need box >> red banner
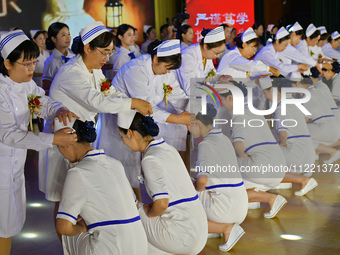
[186,0,255,43]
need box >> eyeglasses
[15,60,39,68]
[96,48,113,58]
[210,49,224,57]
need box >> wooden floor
[11,151,340,255]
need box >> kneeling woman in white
[293,75,340,163]
[56,119,147,255]
[190,104,248,252]
[322,62,340,105]
[261,78,318,194]
[219,82,287,218]
[118,111,208,255]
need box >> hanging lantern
[105,0,123,28]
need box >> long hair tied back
[73,120,97,143]
[196,103,217,125]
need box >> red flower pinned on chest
[318,53,323,59]
[163,83,173,109]
[100,78,112,95]
[27,94,45,131]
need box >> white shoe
[218,224,245,252]
[263,195,287,219]
[294,178,318,196]
[324,150,340,164]
[248,202,260,209]
[208,233,223,238]
[273,183,292,189]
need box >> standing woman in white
[0,31,77,255]
[295,24,321,59]
[190,104,248,252]
[42,22,75,95]
[309,26,331,63]
[322,31,340,61]
[113,24,137,76]
[177,26,226,95]
[219,82,287,218]
[255,27,309,77]
[217,27,279,110]
[39,21,152,229]
[118,111,208,255]
[141,25,157,54]
[31,30,50,88]
[179,24,194,50]
[56,119,148,255]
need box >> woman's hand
[76,217,87,233]
[166,111,190,125]
[297,64,309,72]
[55,107,79,126]
[218,75,233,81]
[52,128,78,146]
[131,98,153,116]
[269,66,280,77]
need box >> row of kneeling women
[1,20,340,255]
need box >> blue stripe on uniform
[84,152,105,158]
[287,135,311,139]
[312,115,334,123]
[152,192,169,198]
[168,194,199,207]
[57,212,77,221]
[208,132,222,135]
[206,181,244,190]
[245,142,278,153]
[331,108,339,110]
[233,137,245,140]
[147,141,165,149]
[87,216,141,230]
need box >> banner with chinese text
[186,0,255,43]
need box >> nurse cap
[30,30,40,39]
[275,27,289,40]
[241,28,258,43]
[156,39,181,57]
[287,72,302,82]
[53,117,77,133]
[259,76,272,90]
[204,26,225,43]
[288,22,303,33]
[0,30,29,59]
[318,26,327,35]
[267,24,275,32]
[306,24,317,38]
[117,110,138,129]
[144,25,152,33]
[331,31,340,40]
[81,21,108,45]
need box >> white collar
[204,128,222,138]
[144,138,165,153]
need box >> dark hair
[273,34,290,44]
[119,113,159,137]
[178,24,192,42]
[219,80,248,98]
[320,32,329,41]
[235,33,260,49]
[116,24,134,46]
[271,77,292,92]
[300,75,314,86]
[148,40,182,70]
[72,32,114,55]
[196,103,217,125]
[73,120,97,143]
[143,26,155,40]
[199,28,226,49]
[310,66,321,78]
[46,22,69,50]
[160,24,169,35]
[0,40,39,76]
[33,31,45,40]
[252,22,263,31]
[308,29,320,40]
[328,35,340,43]
[325,62,340,73]
[220,24,229,30]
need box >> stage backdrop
[186,0,255,43]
